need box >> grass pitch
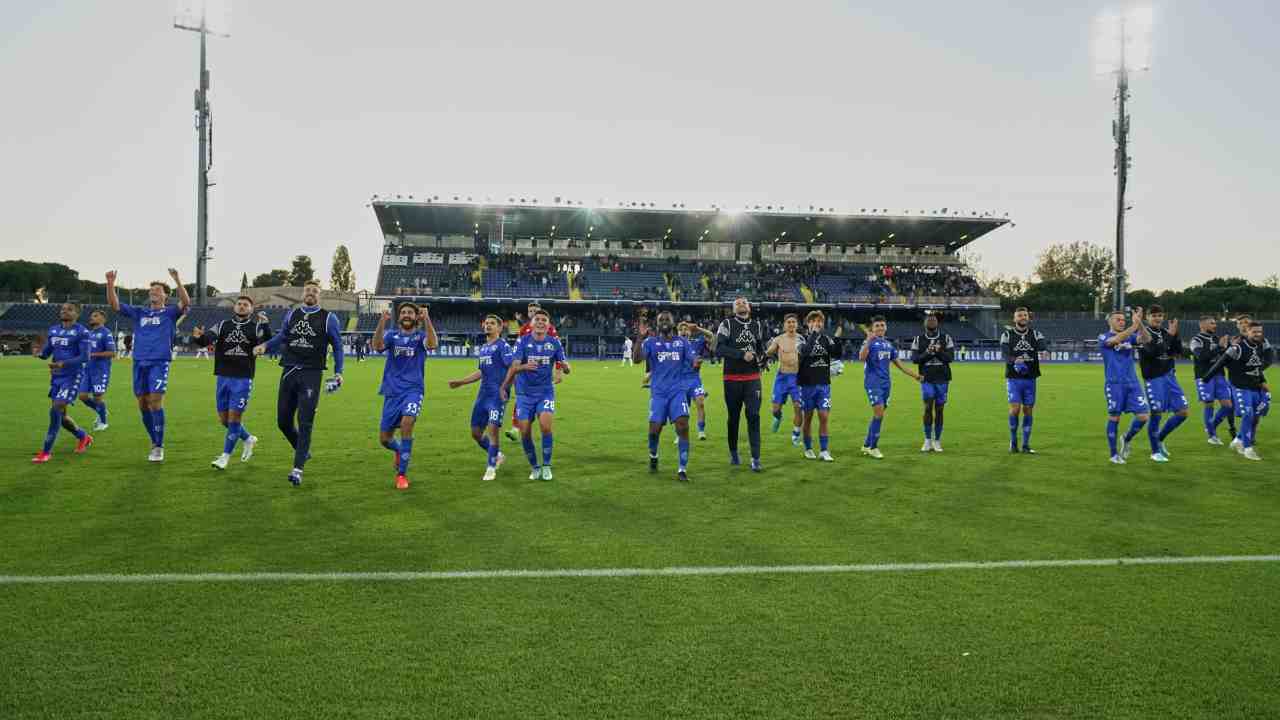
[1,357,1277,718]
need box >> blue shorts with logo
[772,372,801,405]
[79,366,111,395]
[1235,387,1265,420]
[1195,375,1233,403]
[1006,378,1037,406]
[1144,373,1189,413]
[1105,382,1148,415]
[50,370,84,405]
[801,384,831,412]
[470,392,505,428]
[132,361,171,396]
[685,377,707,402]
[215,377,254,413]
[921,382,949,405]
[865,381,891,408]
[649,390,690,424]
[380,391,423,432]
[515,389,555,421]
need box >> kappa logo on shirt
[736,330,755,344]
[224,327,251,346]
[291,320,317,337]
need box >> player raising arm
[371,303,438,490]
[1100,307,1152,464]
[1204,320,1273,460]
[1189,316,1236,444]
[500,309,569,481]
[448,314,513,481]
[192,298,273,470]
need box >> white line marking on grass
[1,555,1277,585]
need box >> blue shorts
[686,379,707,402]
[515,390,555,421]
[921,382,949,405]
[1195,376,1233,403]
[649,390,690,424]
[470,393,505,428]
[772,372,802,405]
[380,391,423,432]
[1144,373,1189,413]
[215,376,254,413]
[1234,388,1265,420]
[1260,390,1272,418]
[801,384,832,412]
[865,382,891,408]
[1006,378,1037,406]
[132,361,171,396]
[50,371,84,405]
[1105,382,1148,415]
[79,367,111,395]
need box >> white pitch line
[1,555,1277,585]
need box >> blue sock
[96,399,107,423]
[541,433,553,466]
[803,434,812,450]
[238,424,252,441]
[153,409,166,448]
[43,408,62,453]
[648,432,659,457]
[1124,417,1146,442]
[869,417,883,449]
[1009,414,1019,447]
[1021,415,1033,447]
[697,419,705,433]
[1147,413,1163,452]
[1226,410,1237,437]
[1107,419,1119,456]
[819,434,829,452]
[477,435,491,453]
[141,409,156,445]
[1158,414,1187,442]
[224,422,241,455]
[791,425,801,439]
[1203,406,1216,435]
[1211,406,1232,433]
[398,438,413,474]
[381,438,402,453]
[935,420,943,441]
[677,436,689,469]
[923,423,933,441]
[487,439,501,468]
[522,434,538,468]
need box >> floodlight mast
[1112,20,1130,312]
[174,10,227,306]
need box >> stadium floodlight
[1096,6,1153,311]
[174,0,230,306]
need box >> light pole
[1096,8,1152,311]
[175,4,229,306]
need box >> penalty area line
[1,555,1278,585]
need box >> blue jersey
[378,329,428,396]
[477,338,515,395]
[644,335,695,395]
[686,337,707,379]
[513,334,566,395]
[85,326,115,374]
[863,336,897,385]
[1099,331,1140,385]
[119,304,185,361]
[41,323,91,378]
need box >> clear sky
[2,1,1277,294]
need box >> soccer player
[677,320,716,442]
[859,315,922,459]
[501,309,570,480]
[636,311,697,481]
[106,268,191,462]
[370,303,438,490]
[910,313,956,452]
[1204,321,1273,460]
[253,280,345,487]
[448,314,512,481]
[1137,305,1189,461]
[798,310,839,461]
[77,309,115,431]
[715,297,769,471]
[505,303,561,442]
[1189,316,1236,444]
[622,336,634,366]
[1001,306,1048,454]
[1230,315,1271,449]
[31,302,94,462]
[190,297,272,470]
[1100,308,1152,464]
[767,314,805,446]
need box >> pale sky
[2,1,1277,294]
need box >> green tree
[252,269,291,287]
[240,272,250,290]
[330,245,355,292]
[289,255,315,286]
[1033,242,1117,306]
[1263,274,1280,290]
[1016,279,1096,313]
